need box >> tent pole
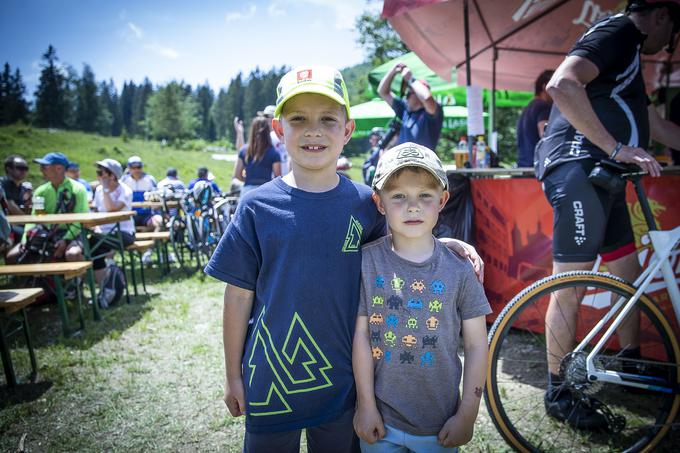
[489,47,497,151]
[464,0,474,166]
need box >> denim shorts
[359,424,458,453]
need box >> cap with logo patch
[372,142,448,191]
[274,65,351,119]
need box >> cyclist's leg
[542,160,606,376]
[600,193,641,351]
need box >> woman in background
[232,116,281,197]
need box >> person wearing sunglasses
[69,159,134,301]
[1,155,30,215]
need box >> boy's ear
[343,119,356,145]
[438,190,450,212]
[272,118,284,141]
[371,192,386,215]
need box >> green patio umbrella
[350,97,483,138]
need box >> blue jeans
[360,424,458,453]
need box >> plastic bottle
[476,135,487,168]
[457,136,467,150]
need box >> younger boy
[205,66,482,453]
[353,143,491,452]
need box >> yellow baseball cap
[274,65,351,119]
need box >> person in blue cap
[66,162,93,197]
[23,152,89,261]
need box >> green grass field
[0,124,369,189]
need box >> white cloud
[225,4,257,22]
[267,2,285,17]
[127,22,143,39]
[144,43,179,59]
[290,0,377,30]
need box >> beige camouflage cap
[372,142,448,191]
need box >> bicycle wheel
[485,271,680,452]
[168,215,194,272]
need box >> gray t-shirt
[358,235,491,435]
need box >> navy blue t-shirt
[205,176,385,433]
[392,98,444,151]
[516,98,551,167]
[238,146,282,186]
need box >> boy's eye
[420,193,433,199]
[391,193,405,200]
[322,116,338,123]
[289,115,305,122]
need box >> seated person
[158,167,186,192]
[6,152,89,264]
[188,167,221,195]
[66,162,93,197]
[120,155,162,233]
[71,159,135,302]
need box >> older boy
[205,66,482,453]
[353,143,490,452]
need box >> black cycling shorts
[542,159,635,263]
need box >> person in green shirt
[22,152,89,262]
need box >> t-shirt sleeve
[457,263,492,320]
[204,202,260,290]
[270,147,282,163]
[569,19,638,74]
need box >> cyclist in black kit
[535,0,680,430]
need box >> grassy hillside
[0,124,238,191]
[0,124,373,186]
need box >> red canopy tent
[382,0,680,93]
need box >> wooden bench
[135,232,172,274]
[126,240,156,296]
[0,288,43,387]
[0,262,93,337]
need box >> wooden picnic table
[0,288,45,386]
[6,211,135,320]
[0,262,92,337]
[7,211,135,227]
[131,200,179,209]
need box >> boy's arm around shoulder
[223,284,254,417]
[438,315,488,448]
[352,314,386,444]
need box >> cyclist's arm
[272,162,281,177]
[548,55,661,176]
[648,104,680,150]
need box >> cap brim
[373,161,448,191]
[275,84,349,118]
[33,158,50,165]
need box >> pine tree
[194,83,215,140]
[212,73,244,141]
[131,78,153,137]
[62,65,79,129]
[242,68,263,124]
[120,81,136,134]
[0,63,29,125]
[75,64,100,132]
[34,45,68,128]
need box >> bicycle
[484,161,679,452]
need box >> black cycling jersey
[535,14,649,180]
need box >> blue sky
[1,0,380,98]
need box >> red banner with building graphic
[471,175,680,341]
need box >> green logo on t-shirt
[247,309,334,417]
[342,215,363,252]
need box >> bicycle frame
[576,225,680,392]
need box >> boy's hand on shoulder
[224,376,246,417]
[353,404,385,444]
[438,411,475,448]
[440,238,485,284]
